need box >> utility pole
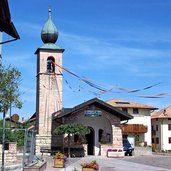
[0,32,5,171]
[0,32,2,64]
[1,110,5,171]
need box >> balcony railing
[121,124,148,133]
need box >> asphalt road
[119,154,171,170]
[44,154,171,171]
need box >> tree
[54,123,90,157]
[0,63,22,113]
[0,63,22,170]
[0,120,15,143]
[0,119,32,147]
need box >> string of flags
[52,61,171,99]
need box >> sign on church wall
[84,110,102,117]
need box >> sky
[1,0,171,120]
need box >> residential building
[151,106,171,151]
[106,98,157,147]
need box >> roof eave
[55,98,133,121]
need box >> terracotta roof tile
[106,98,157,110]
[151,105,171,119]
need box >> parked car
[123,138,134,156]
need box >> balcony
[121,124,148,134]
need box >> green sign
[84,110,102,117]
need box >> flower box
[107,148,124,158]
[82,168,94,171]
[53,152,67,168]
[54,159,65,168]
[81,160,99,171]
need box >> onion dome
[41,8,58,44]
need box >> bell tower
[35,8,64,154]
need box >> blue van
[123,138,134,156]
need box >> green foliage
[54,123,90,136]
[54,123,90,157]
[0,120,15,142]
[0,63,22,113]
[0,119,31,147]
[15,123,30,147]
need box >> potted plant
[53,152,67,168]
[81,160,99,171]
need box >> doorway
[85,127,94,155]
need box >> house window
[156,118,158,121]
[122,108,128,113]
[133,108,139,114]
[152,138,155,143]
[151,125,154,131]
[156,125,158,131]
[168,118,171,120]
[47,56,55,73]
[156,137,159,144]
[168,124,171,130]
[169,137,171,144]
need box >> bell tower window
[47,56,55,73]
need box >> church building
[34,9,133,157]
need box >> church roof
[54,98,133,121]
[151,105,171,119]
[106,98,157,110]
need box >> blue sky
[2,0,171,120]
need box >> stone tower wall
[36,49,63,154]
[36,50,62,136]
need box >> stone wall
[0,142,17,164]
[36,135,52,156]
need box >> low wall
[134,146,152,156]
[0,142,17,164]
[100,144,124,157]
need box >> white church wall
[66,111,112,156]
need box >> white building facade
[106,98,157,147]
[151,106,171,151]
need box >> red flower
[81,160,99,170]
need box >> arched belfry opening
[47,56,55,73]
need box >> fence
[0,128,36,170]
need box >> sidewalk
[44,156,171,171]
